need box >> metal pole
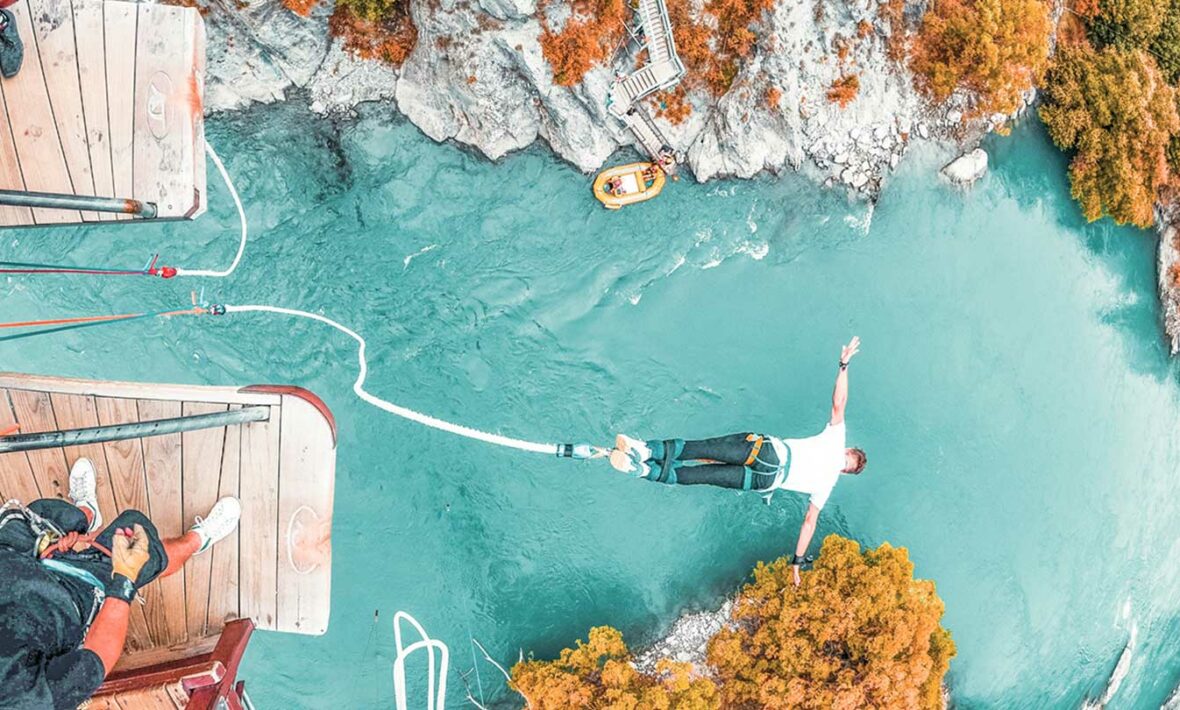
[0,189,158,219]
[0,406,270,454]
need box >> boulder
[940,148,988,186]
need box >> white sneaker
[190,497,241,554]
[609,449,651,477]
[68,458,102,533]
[615,434,651,462]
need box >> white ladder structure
[607,0,685,169]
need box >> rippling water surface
[4,104,1180,708]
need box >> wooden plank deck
[0,373,336,672]
[0,0,205,227]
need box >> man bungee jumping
[0,458,241,709]
[607,336,866,586]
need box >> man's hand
[792,565,802,587]
[111,524,150,582]
[840,336,861,365]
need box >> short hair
[846,448,867,474]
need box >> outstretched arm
[829,336,860,426]
[791,503,821,586]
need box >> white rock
[946,109,962,124]
[834,151,849,164]
[917,123,930,139]
[940,148,988,186]
[479,0,535,20]
[851,171,869,188]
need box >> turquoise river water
[3,104,1180,708]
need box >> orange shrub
[328,4,417,66]
[539,0,628,86]
[877,0,910,62]
[283,0,318,16]
[510,627,717,709]
[653,85,693,123]
[766,85,783,108]
[827,73,860,107]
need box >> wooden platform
[0,0,206,227]
[0,373,336,672]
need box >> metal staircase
[607,0,686,170]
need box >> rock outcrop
[633,601,731,675]
[1156,217,1180,355]
[199,0,982,194]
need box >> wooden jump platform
[0,0,206,227]
[0,373,336,677]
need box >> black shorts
[0,499,169,617]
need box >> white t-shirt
[774,422,846,510]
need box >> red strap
[40,530,113,560]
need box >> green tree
[1149,0,1180,83]
[910,0,1051,115]
[1087,0,1169,49]
[1039,45,1180,226]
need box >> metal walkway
[608,0,685,169]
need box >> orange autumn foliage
[910,0,1051,115]
[653,86,693,124]
[510,537,954,710]
[329,5,417,66]
[510,627,717,709]
[283,0,318,17]
[766,85,783,108]
[707,536,955,709]
[539,0,628,86]
[827,73,860,107]
[665,0,773,95]
[877,0,910,62]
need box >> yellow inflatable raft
[593,162,666,209]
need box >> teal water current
[3,105,1180,708]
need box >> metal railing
[0,406,270,454]
[0,189,158,218]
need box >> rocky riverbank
[201,0,1180,355]
[1155,209,1180,355]
[200,0,986,196]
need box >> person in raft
[609,336,866,585]
[0,458,241,709]
[0,0,23,79]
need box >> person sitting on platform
[0,458,241,709]
[608,336,866,586]
[0,0,23,79]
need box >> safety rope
[0,305,214,343]
[174,142,248,278]
[223,304,562,455]
[40,530,113,560]
[0,141,246,280]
